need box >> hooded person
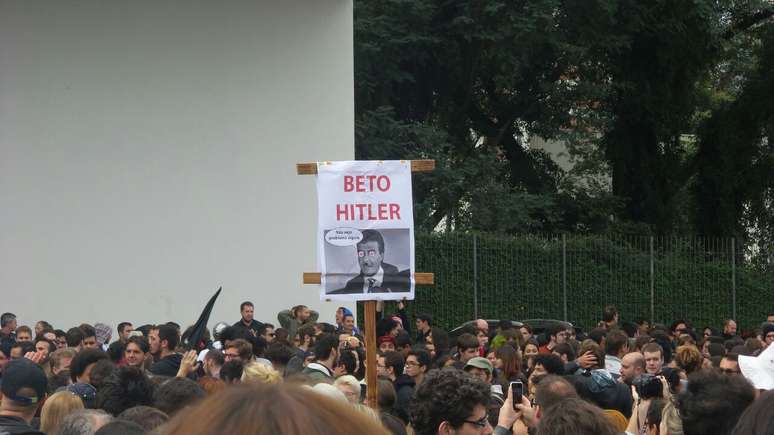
[94,323,112,352]
[0,359,48,435]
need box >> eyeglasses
[462,416,490,429]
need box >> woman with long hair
[40,391,85,435]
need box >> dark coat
[149,353,183,377]
[393,374,415,424]
[328,263,411,295]
[0,416,44,435]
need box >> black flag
[184,286,222,351]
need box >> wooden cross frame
[297,159,435,409]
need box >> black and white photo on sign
[323,228,411,295]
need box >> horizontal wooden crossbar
[296,160,435,175]
[303,272,434,285]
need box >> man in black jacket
[149,325,182,377]
[0,359,47,434]
[379,351,414,424]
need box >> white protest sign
[316,161,415,301]
[739,343,774,390]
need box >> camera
[633,374,662,399]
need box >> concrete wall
[0,0,354,331]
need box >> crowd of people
[1,303,773,435]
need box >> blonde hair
[40,391,85,435]
[241,362,282,385]
[333,375,361,402]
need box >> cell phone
[510,381,524,409]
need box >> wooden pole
[364,300,378,409]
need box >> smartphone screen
[510,381,523,409]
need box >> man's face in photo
[357,240,383,276]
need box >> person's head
[95,367,154,416]
[240,302,254,323]
[724,319,738,336]
[410,369,492,435]
[534,375,578,413]
[153,377,205,416]
[524,339,539,358]
[605,329,629,357]
[35,337,57,361]
[719,353,741,375]
[313,334,338,366]
[642,343,664,374]
[333,375,361,404]
[88,359,115,391]
[241,362,281,385]
[40,390,85,435]
[160,384,390,435]
[674,345,702,374]
[341,313,355,334]
[577,339,605,369]
[474,319,489,335]
[118,406,169,433]
[92,420,145,435]
[10,341,35,359]
[405,348,431,381]
[535,397,618,435]
[117,323,133,342]
[257,323,275,343]
[761,323,774,347]
[416,313,432,333]
[220,360,244,384]
[729,389,774,435]
[378,351,405,381]
[80,325,98,349]
[50,347,77,375]
[124,336,149,368]
[545,324,566,346]
[494,344,522,379]
[676,369,754,435]
[203,349,225,376]
[357,229,385,276]
[464,357,493,384]
[224,339,253,363]
[620,352,645,384]
[456,333,479,364]
[66,327,85,349]
[55,329,68,349]
[0,312,17,332]
[551,342,575,364]
[59,409,113,435]
[519,325,533,343]
[69,348,109,384]
[156,324,179,354]
[0,359,48,421]
[15,325,32,342]
[532,354,564,378]
[602,305,619,325]
[378,335,397,353]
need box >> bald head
[475,319,489,333]
[535,374,578,411]
[620,352,645,383]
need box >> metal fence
[400,233,772,332]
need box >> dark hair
[96,367,155,416]
[257,323,274,336]
[358,229,385,254]
[377,378,397,410]
[430,327,450,354]
[533,354,564,375]
[376,318,399,338]
[410,369,491,435]
[0,313,16,328]
[55,329,67,338]
[89,359,117,390]
[646,398,665,429]
[70,348,109,382]
[396,331,412,349]
[383,351,405,377]
[456,333,478,353]
[602,305,618,323]
[66,327,85,347]
[16,325,32,337]
[80,324,97,339]
[534,374,578,410]
[251,336,268,358]
[708,342,726,357]
[34,337,57,354]
[729,389,774,435]
[118,406,169,432]
[642,342,664,357]
[408,348,431,369]
[318,323,336,335]
[545,324,565,340]
[552,343,576,361]
[93,420,145,435]
[677,369,755,435]
[12,341,35,355]
[157,324,179,351]
[153,377,205,416]
[134,325,153,337]
[536,397,619,435]
[670,319,688,333]
[117,322,132,335]
[265,343,294,367]
[605,330,629,356]
[205,349,225,366]
[622,321,639,338]
[220,360,244,383]
[219,326,250,343]
[240,301,254,311]
[126,336,149,354]
[587,328,606,345]
[298,324,317,344]
[107,341,125,363]
[314,334,338,361]
[416,313,432,325]
[337,350,358,376]
[226,339,253,361]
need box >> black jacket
[393,374,415,424]
[0,416,44,435]
[329,263,411,294]
[149,353,183,377]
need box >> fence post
[732,237,736,321]
[473,234,478,319]
[562,234,567,322]
[650,236,655,325]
